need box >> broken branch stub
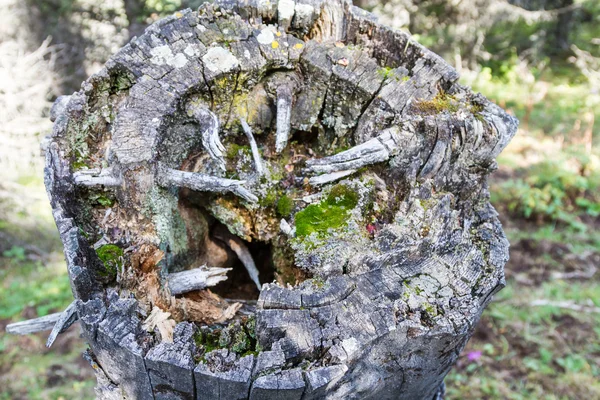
[42,1,517,399]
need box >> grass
[0,170,95,399]
[446,212,600,399]
[0,246,95,399]
[445,122,600,399]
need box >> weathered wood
[168,266,231,295]
[213,226,262,291]
[41,1,518,399]
[6,312,63,335]
[194,107,227,171]
[305,127,403,174]
[240,117,266,177]
[5,300,79,345]
[157,163,258,203]
[72,168,122,187]
[275,85,293,153]
[46,300,78,347]
[308,169,357,186]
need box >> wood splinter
[193,107,227,171]
[305,127,402,174]
[213,226,262,291]
[5,300,79,348]
[73,168,121,187]
[240,117,265,177]
[167,266,231,296]
[309,169,357,186]
[275,85,293,153]
[157,163,258,203]
[46,300,78,347]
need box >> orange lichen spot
[338,58,349,66]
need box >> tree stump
[43,1,517,399]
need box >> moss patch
[226,143,252,160]
[194,317,259,362]
[295,184,359,237]
[95,244,123,278]
[276,195,293,217]
[194,329,221,361]
[414,91,459,114]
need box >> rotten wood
[40,1,518,399]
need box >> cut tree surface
[38,1,517,399]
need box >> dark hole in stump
[209,222,275,301]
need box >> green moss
[89,192,114,207]
[194,329,221,362]
[230,329,251,354]
[226,144,251,160]
[377,66,394,79]
[276,195,294,217]
[469,102,486,122]
[423,303,437,316]
[311,277,326,289]
[68,113,100,166]
[245,315,256,339]
[195,317,260,362]
[72,161,89,171]
[470,102,485,113]
[414,91,459,114]
[110,73,133,93]
[95,244,123,278]
[326,184,359,208]
[259,189,279,207]
[295,184,359,237]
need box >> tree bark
[42,1,518,399]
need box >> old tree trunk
[36,0,517,398]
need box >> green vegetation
[276,194,294,217]
[194,317,259,362]
[95,244,123,278]
[446,234,600,398]
[491,145,600,230]
[414,91,459,114]
[294,184,359,237]
[377,66,394,79]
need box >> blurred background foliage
[0,0,598,398]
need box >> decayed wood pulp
[43,0,518,399]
